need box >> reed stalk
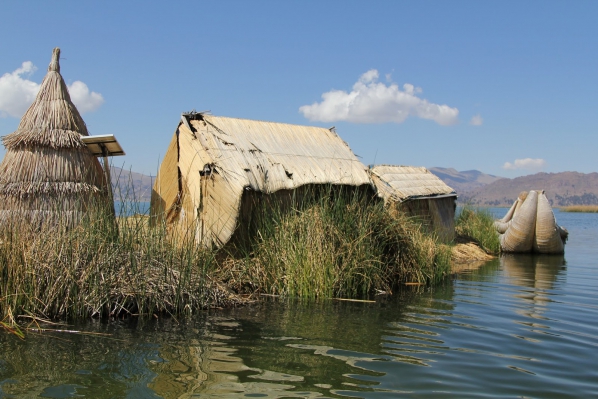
[0,190,236,321]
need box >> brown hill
[459,171,598,206]
[110,167,155,202]
[107,166,598,207]
[429,167,504,193]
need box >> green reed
[219,187,452,299]
[455,205,500,255]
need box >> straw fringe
[0,182,101,197]
[0,147,104,186]
[2,128,86,149]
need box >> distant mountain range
[111,167,154,202]
[429,168,598,207]
[110,166,598,207]
[428,167,504,193]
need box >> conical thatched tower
[0,48,108,225]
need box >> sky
[1,1,597,178]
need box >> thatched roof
[183,114,371,192]
[152,113,372,247]
[370,165,456,203]
[0,48,106,218]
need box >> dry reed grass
[451,241,494,264]
[0,203,242,322]
[560,205,598,213]
[1,182,456,323]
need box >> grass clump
[219,189,452,299]
[0,202,237,322]
[455,205,500,255]
[1,185,455,321]
[560,205,598,213]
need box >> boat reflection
[501,253,566,290]
[501,253,566,319]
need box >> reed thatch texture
[151,113,372,247]
[0,48,107,224]
[370,165,456,203]
[495,190,568,254]
[369,165,457,243]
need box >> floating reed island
[0,49,502,323]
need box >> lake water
[1,210,596,398]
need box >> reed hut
[150,112,372,247]
[0,48,108,225]
[369,165,457,242]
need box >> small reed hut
[369,165,457,243]
[0,48,108,226]
[150,112,372,247]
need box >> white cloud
[503,158,546,171]
[0,62,39,118]
[299,69,459,125]
[67,81,104,114]
[470,114,483,126]
[0,62,103,118]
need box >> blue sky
[1,1,596,178]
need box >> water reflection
[501,253,566,320]
[501,253,566,290]
[0,316,333,398]
[148,317,326,398]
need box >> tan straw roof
[370,165,456,203]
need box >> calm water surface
[1,210,596,398]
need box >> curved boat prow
[496,190,566,254]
